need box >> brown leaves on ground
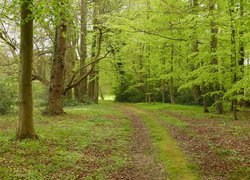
[113,106,166,180]
[160,110,250,179]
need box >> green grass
[1,101,248,179]
[0,102,131,179]
[136,102,247,120]
[135,102,250,179]
[129,107,200,179]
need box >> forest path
[115,104,166,179]
[1,102,248,179]
[127,103,250,179]
[116,103,199,180]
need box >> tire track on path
[114,104,166,180]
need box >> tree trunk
[45,3,67,115]
[238,0,245,108]
[210,0,223,114]
[169,37,175,104]
[100,88,104,100]
[78,0,88,102]
[88,35,97,102]
[169,77,175,104]
[88,2,98,103]
[74,85,79,100]
[229,0,237,119]
[64,36,76,100]
[191,0,200,105]
[94,65,99,103]
[17,0,36,139]
[201,82,209,113]
[193,85,200,105]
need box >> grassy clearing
[128,106,200,180]
[0,102,131,179]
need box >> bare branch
[63,28,110,95]
[32,74,49,86]
[63,50,110,95]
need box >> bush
[0,82,16,114]
[62,97,81,107]
[33,81,48,107]
[115,78,145,103]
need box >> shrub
[0,82,16,114]
[62,97,81,107]
[115,78,145,103]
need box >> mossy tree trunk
[45,1,67,115]
[17,0,36,139]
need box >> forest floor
[0,101,249,179]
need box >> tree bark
[88,36,97,102]
[201,82,209,113]
[210,0,223,114]
[17,0,36,139]
[229,0,237,119]
[169,26,175,104]
[191,0,200,105]
[88,2,98,102]
[45,1,67,115]
[64,37,76,100]
[78,0,88,102]
[94,68,99,103]
[238,0,245,108]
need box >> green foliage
[33,81,48,107]
[108,0,250,110]
[115,78,145,103]
[0,80,16,115]
[62,97,81,107]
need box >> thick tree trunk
[78,0,88,102]
[64,36,76,100]
[45,11,67,115]
[17,0,36,139]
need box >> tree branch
[63,28,109,95]
[129,25,204,44]
[32,74,49,86]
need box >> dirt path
[114,105,166,179]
